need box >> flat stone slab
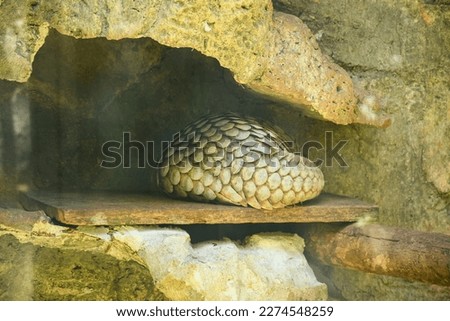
[20,190,378,226]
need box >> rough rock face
[0,0,49,82]
[271,0,449,234]
[0,0,387,126]
[0,209,163,300]
[113,228,327,300]
[248,12,388,127]
[0,209,327,300]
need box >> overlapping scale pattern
[159,113,324,210]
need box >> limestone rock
[421,80,450,195]
[0,0,388,126]
[0,208,163,300]
[113,227,327,300]
[273,0,450,235]
[0,208,326,300]
[0,0,49,82]
[247,12,389,127]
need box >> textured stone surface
[0,0,387,126]
[0,0,49,82]
[0,208,326,300]
[272,0,449,234]
[0,209,163,300]
[48,0,272,85]
[247,12,389,127]
[114,227,327,300]
[0,0,271,84]
[309,262,450,301]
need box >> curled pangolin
[158,113,324,210]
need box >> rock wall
[272,0,449,234]
[0,209,164,300]
[0,209,327,300]
[0,0,388,126]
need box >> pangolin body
[158,113,324,210]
